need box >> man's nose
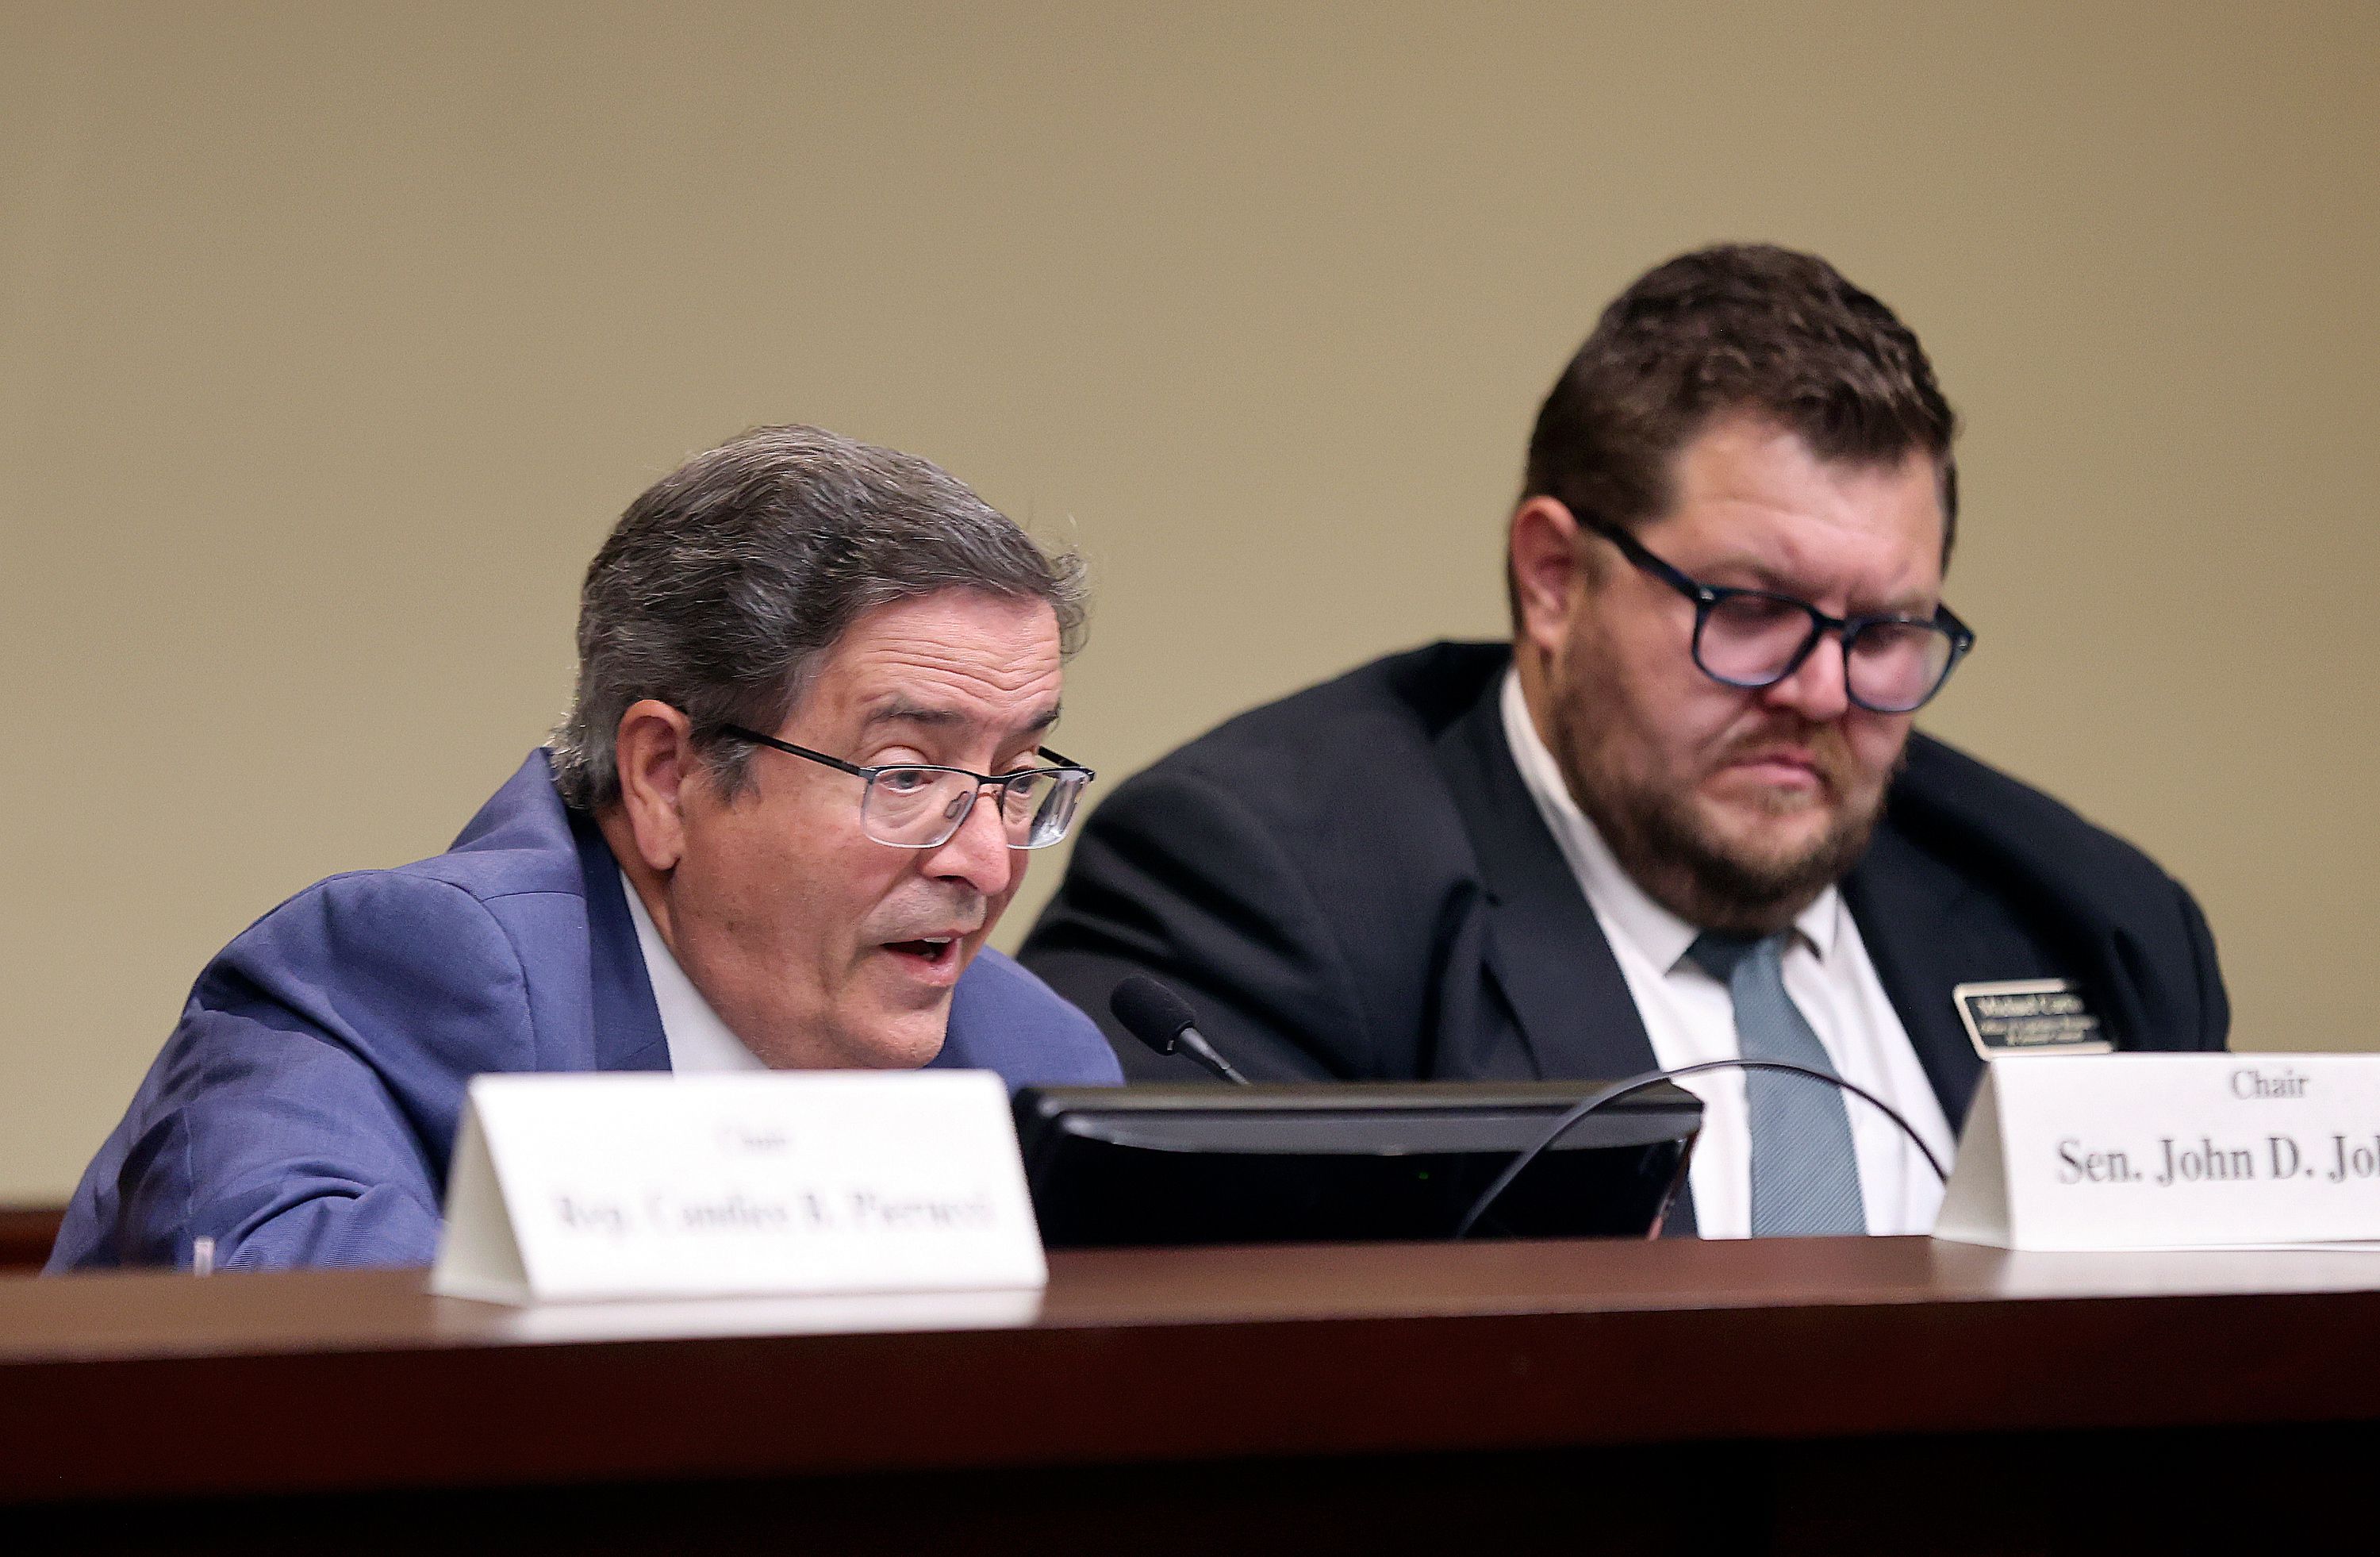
[922,786,1017,897]
[1763,633,1853,721]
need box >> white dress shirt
[1499,671,1953,1237]
[620,871,767,1074]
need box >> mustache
[872,887,988,942]
[1714,717,1858,786]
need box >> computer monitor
[1014,1080,1700,1248]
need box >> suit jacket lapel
[570,808,672,1074]
[1431,673,1660,1086]
[1840,822,1990,1132]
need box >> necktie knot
[1685,929,1774,984]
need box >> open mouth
[883,936,961,967]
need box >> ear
[610,699,697,874]
[1509,496,1586,659]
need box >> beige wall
[5,2,2374,1201]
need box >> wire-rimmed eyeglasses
[1583,516,1975,714]
[720,725,1096,849]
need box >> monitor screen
[1014,1081,1700,1247]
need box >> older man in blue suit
[53,426,1121,1272]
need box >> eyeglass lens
[860,767,1084,849]
[1697,594,1956,713]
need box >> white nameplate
[1936,1054,2380,1251]
[430,1071,1046,1305]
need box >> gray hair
[549,425,1088,812]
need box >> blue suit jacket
[52,751,1119,1272]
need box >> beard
[1548,690,1895,937]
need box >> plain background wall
[4,2,2374,1201]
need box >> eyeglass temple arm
[1583,516,1706,601]
[720,725,874,778]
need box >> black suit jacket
[1023,643,2228,1140]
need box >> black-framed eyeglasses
[1583,516,1975,714]
[720,725,1096,850]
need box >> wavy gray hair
[549,425,1088,812]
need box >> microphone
[1109,976,1251,1086]
[1451,1058,1950,1240]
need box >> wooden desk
[0,1206,62,1272]
[10,1237,2380,1554]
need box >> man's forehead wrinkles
[1672,499,1940,612]
[1695,545,1933,610]
[830,651,1063,718]
[849,632,1060,688]
[857,694,1064,732]
[860,698,969,729]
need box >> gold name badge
[1952,978,2113,1059]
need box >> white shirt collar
[1497,666,1840,975]
[618,869,768,1072]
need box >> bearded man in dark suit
[1023,244,2225,1238]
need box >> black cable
[1451,1058,1950,1240]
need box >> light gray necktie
[1687,931,1867,1236]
